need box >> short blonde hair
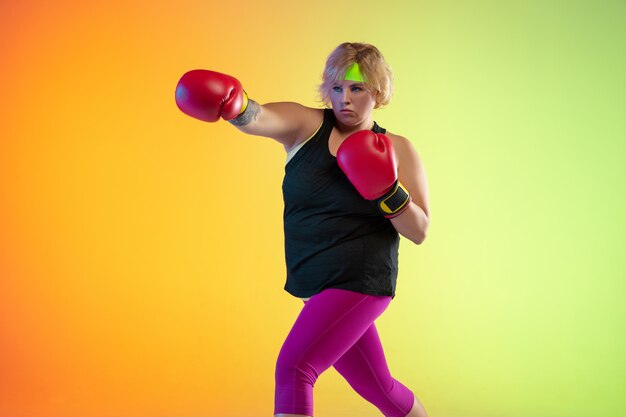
[318,42,394,109]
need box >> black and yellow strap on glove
[374,181,411,218]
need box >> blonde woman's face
[329,80,377,126]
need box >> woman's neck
[335,118,375,135]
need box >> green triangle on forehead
[344,62,366,82]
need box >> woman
[175,42,430,417]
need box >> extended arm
[175,69,321,151]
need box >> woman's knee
[362,379,415,417]
[274,354,318,416]
[275,353,319,387]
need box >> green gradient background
[0,1,624,416]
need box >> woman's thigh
[276,288,391,379]
[332,322,393,389]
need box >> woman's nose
[341,89,351,103]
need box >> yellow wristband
[238,90,249,115]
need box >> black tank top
[282,108,400,299]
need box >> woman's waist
[284,218,394,243]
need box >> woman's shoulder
[382,131,424,168]
[383,130,414,150]
[285,106,326,152]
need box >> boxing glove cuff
[374,181,411,218]
[239,90,249,115]
[228,92,257,126]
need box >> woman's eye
[332,85,363,93]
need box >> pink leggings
[274,288,415,417]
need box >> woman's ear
[373,91,382,109]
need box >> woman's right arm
[175,69,322,151]
[229,100,323,151]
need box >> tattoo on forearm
[228,99,260,126]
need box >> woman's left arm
[390,135,431,245]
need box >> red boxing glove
[337,130,411,218]
[175,69,247,122]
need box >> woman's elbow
[411,219,429,245]
[411,231,427,245]
[404,227,427,245]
